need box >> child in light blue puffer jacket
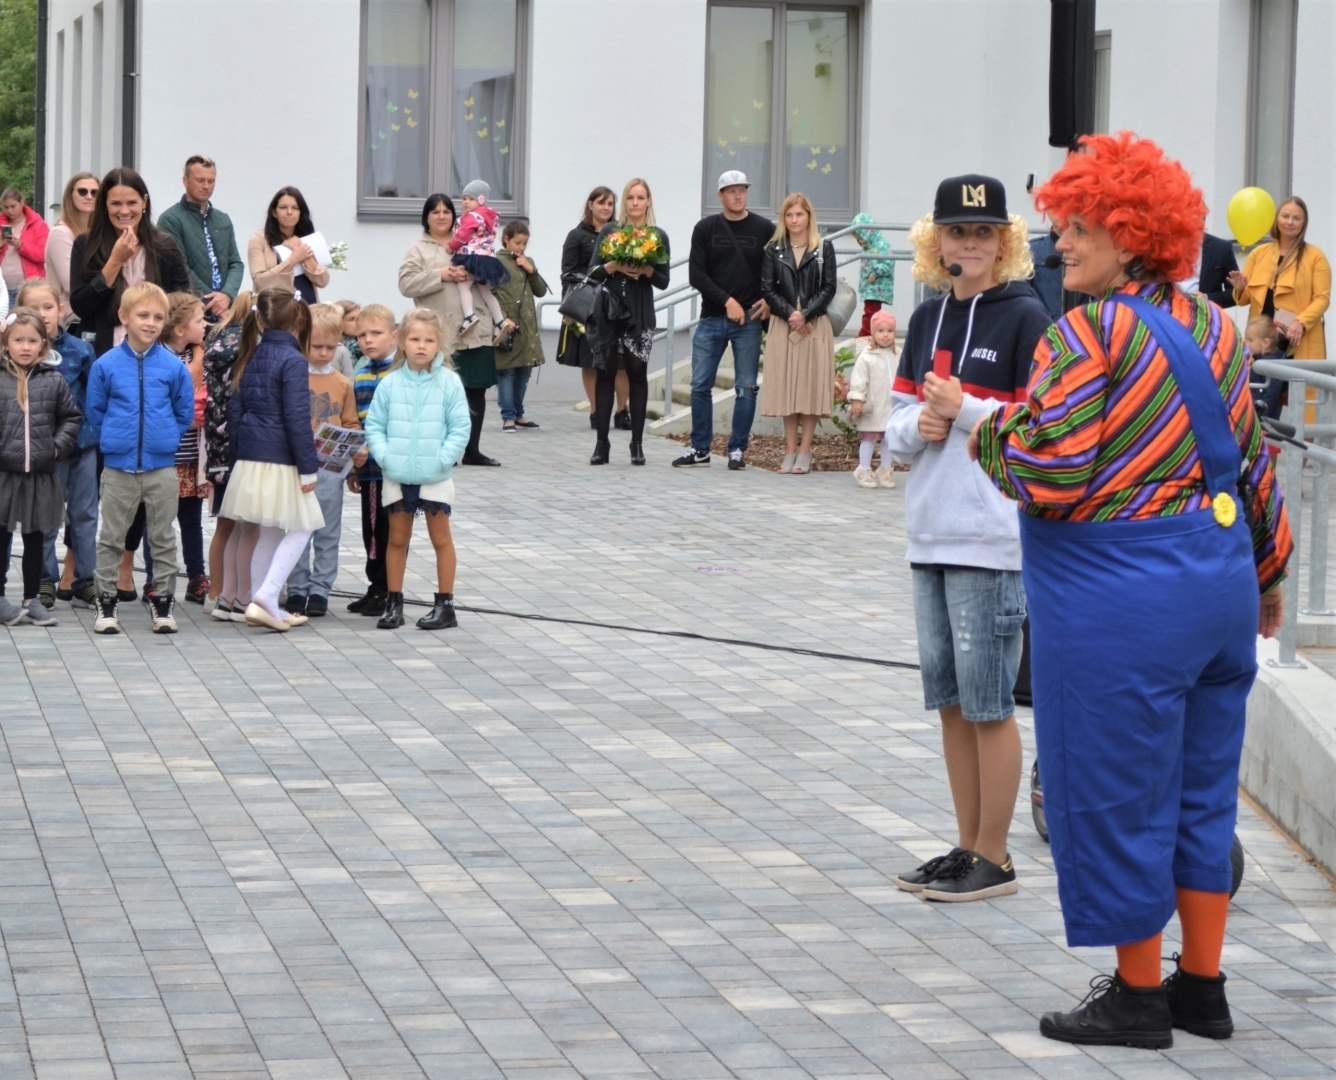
[363,307,470,631]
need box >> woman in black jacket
[69,168,190,357]
[586,179,670,466]
[760,192,837,474]
[559,186,628,427]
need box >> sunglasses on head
[76,186,98,197]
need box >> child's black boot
[376,592,404,630]
[417,593,457,630]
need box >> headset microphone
[1043,253,1064,269]
[946,263,963,277]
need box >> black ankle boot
[614,408,631,430]
[417,592,457,630]
[590,439,610,465]
[1163,955,1232,1039]
[376,592,404,629]
[360,586,388,617]
[629,440,645,466]
[1039,972,1172,1049]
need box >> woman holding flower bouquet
[587,179,671,466]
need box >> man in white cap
[675,171,773,469]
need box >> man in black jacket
[675,171,773,470]
[1188,233,1238,309]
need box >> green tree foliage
[0,0,38,201]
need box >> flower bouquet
[329,241,349,271]
[598,225,669,268]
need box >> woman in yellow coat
[1229,196,1330,358]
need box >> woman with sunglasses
[45,173,99,327]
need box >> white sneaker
[211,599,234,621]
[202,595,217,615]
[93,595,121,635]
[853,466,878,488]
[875,466,897,489]
[149,595,178,634]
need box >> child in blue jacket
[363,307,470,631]
[10,279,98,610]
[85,282,194,634]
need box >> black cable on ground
[328,590,920,672]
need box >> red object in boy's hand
[932,349,953,381]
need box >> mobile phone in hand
[748,301,763,320]
[0,226,11,242]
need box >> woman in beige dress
[45,172,99,325]
[760,193,836,473]
[247,186,329,301]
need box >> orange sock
[1115,933,1163,987]
[1176,887,1229,977]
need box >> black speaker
[1049,0,1096,149]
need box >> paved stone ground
[1,400,1333,1080]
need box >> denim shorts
[912,566,1026,721]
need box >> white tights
[858,439,884,470]
[455,275,504,324]
[249,525,313,620]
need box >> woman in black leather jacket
[760,193,836,473]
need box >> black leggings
[1,531,45,600]
[595,355,648,442]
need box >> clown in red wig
[970,132,1293,1050]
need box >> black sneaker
[185,575,210,604]
[360,587,388,617]
[70,581,98,609]
[39,581,57,609]
[284,594,308,616]
[894,848,967,893]
[672,449,711,468]
[727,450,746,471]
[1163,954,1233,1039]
[1039,972,1173,1050]
[922,851,1017,901]
[347,590,370,613]
[305,595,328,618]
[140,582,157,603]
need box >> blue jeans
[43,447,100,586]
[496,366,532,424]
[287,470,345,598]
[912,566,1026,722]
[690,316,762,454]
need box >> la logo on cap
[962,184,987,208]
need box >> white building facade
[39,0,1335,333]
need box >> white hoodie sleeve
[885,388,929,463]
[953,391,1005,436]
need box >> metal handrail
[1252,358,1336,667]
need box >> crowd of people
[0,135,1316,1052]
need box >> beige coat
[247,229,330,297]
[45,221,77,323]
[397,233,494,356]
[847,345,896,432]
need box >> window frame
[1093,30,1111,135]
[702,0,861,221]
[357,0,530,221]
[1245,0,1297,201]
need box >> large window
[705,3,858,218]
[1247,0,1296,203]
[359,0,526,217]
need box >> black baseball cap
[933,174,1010,225]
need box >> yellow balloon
[1227,187,1277,247]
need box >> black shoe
[1163,955,1232,1039]
[185,575,210,604]
[630,440,645,466]
[347,590,370,613]
[922,851,1018,902]
[461,452,501,466]
[613,408,632,430]
[56,585,74,602]
[284,594,308,616]
[672,449,711,468]
[70,581,97,609]
[376,591,404,629]
[141,582,157,603]
[39,581,57,609]
[589,414,597,429]
[590,439,610,465]
[728,451,746,471]
[417,592,457,630]
[1039,972,1173,1049]
[117,587,138,603]
[360,587,389,617]
[895,848,967,893]
[306,595,328,618]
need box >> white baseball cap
[717,170,750,190]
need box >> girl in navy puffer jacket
[217,289,324,631]
[363,308,469,630]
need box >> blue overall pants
[1020,508,1257,947]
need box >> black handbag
[558,275,599,324]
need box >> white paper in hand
[303,232,334,268]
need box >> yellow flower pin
[1212,492,1237,528]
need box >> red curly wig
[1033,132,1206,282]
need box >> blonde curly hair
[908,213,1035,292]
